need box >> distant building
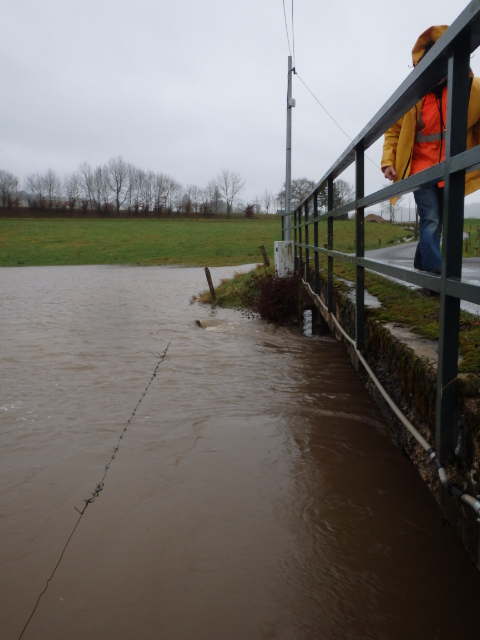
[365,213,387,223]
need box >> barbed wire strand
[17,343,170,640]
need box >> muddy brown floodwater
[1,264,480,640]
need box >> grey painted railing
[286,0,480,464]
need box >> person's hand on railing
[382,166,397,181]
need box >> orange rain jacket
[381,25,480,197]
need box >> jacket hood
[412,25,449,66]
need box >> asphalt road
[366,240,480,314]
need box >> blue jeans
[413,185,443,274]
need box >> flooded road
[1,265,480,639]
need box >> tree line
[276,177,355,215]
[0,159,354,217]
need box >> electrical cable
[280,1,379,173]
[282,0,292,57]
[295,72,379,170]
[295,72,352,143]
[291,0,296,67]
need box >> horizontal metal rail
[288,0,480,466]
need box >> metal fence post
[327,176,334,313]
[294,208,298,272]
[304,200,309,283]
[275,6,480,466]
[314,191,319,294]
[355,145,365,350]
[298,206,303,275]
[436,42,470,463]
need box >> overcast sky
[1,0,479,206]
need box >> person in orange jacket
[381,25,480,274]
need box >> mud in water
[1,264,480,640]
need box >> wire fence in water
[17,343,170,640]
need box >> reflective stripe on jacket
[410,87,447,178]
[381,76,480,198]
[381,25,480,199]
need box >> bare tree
[91,165,110,211]
[262,189,274,214]
[187,184,202,213]
[278,177,354,217]
[152,173,167,212]
[313,178,354,218]
[172,182,184,214]
[107,156,129,213]
[25,169,62,208]
[162,175,181,213]
[78,162,95,210]
[124,164,140,211]
[234,199,245,214]
[43,169,62,208]
[333,179,354,210]
[277,177,316,211]
[25,173,42,208]
[380,186,404,223]
[205,179,222,214]
[0,170,19,206]
[64,172,80,209]
[215,168,245,217]
[138,170,153,211]
[25,173,44,208]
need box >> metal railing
[286,0,480,464]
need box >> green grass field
[0,217,411,268]
[0,218,280,267]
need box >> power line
[296,72,354,144]
[280,3,378,172]
[291,0,296,67]
[282,0,292,57]
[295,72,379,170]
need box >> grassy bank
[0,217,280,267]
[0,217,412,267]
[200,256,480,375]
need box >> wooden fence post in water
[259,245,270,267]
[204,267,216,301]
